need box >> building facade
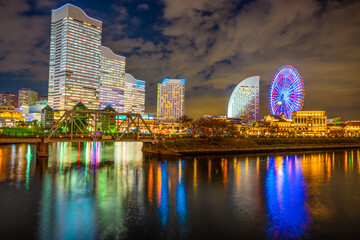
[99,46,126,112]
[227,76,259,124]
[18,88,38,107]
[36,96,48,106]
[0,92,17,108]
[0,109,23,126]
[124,73,145,114]
[157,78,185,120]
[292,111,327,132]
[48,4,102,110]
[41,105,54,129]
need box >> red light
[67,33,70,36]
[83,38,86,40]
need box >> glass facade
[157,78,185,120]
[124,73,145,114]
[48,4,102,110]
[99,46,125,112]
[227,76,259,123]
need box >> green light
[26,145,32,190]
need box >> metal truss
[44,110,155,142]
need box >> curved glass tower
[227,76,259,123]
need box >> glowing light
[25,145,32,189]
[194,158,197,191]
[208,159,211,181]
[158,162,169,226]
[269,65,304,120]
[148,162,153,204]
[265,155,309,238]
[177,160,187,225]
[222,158,228,186]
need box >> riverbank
[142,137,360,155]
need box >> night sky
[0,0,359,120]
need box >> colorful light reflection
[265,155,309,239]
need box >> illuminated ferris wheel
[269,65,304,120]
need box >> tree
[177,115,193,132]
[192,117,238,141]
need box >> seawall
[142,137,360,156]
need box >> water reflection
[265,156,308,239]
[0,143,360,239]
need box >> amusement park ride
[269,65,305,120]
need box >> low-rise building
[0,107,23,126]
[345,121,360,136]
[292,111,327,133]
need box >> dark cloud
[0,0,359,120]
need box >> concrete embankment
[142,137,360,156]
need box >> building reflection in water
[158,161,169,226]
[176,160,187,225]
[265,155,309,239]
[1,143,360,239]
[39,142,145,239]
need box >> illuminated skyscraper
[227,76,259,123]
[157,78,185,120]
[48,4,102,110]
[124,73,145,114]
[18,88,38,107]
[99,46,126,112]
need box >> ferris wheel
[269,65,304,120]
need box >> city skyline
[0,0,359,120]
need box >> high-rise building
[18,88,38,107]
[124,73,145,114]
[157,78,185,120]
[227,76,259,123]
[0,92,17,108]
[99,46,126,112]
[48,4,102,110]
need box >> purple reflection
[265,155,309,239]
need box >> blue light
[161,78,170,84]
[136,81,145,87]
[265,155,309,239]
[159,162,169,226]
[176,160,187,225]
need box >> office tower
[124,73,145,114]
[48,4,102,110]
[227,76,259,123]
[157,78,185,120]
[99,46,126,112]
[0,92,18,108]
[18,88,38,107]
